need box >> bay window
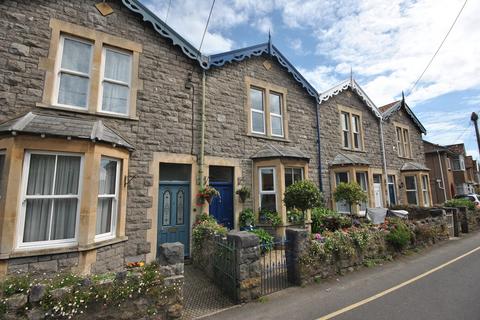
[259,168,276,212]
[355,172,368,212]
[56,36,93,109]
[285,167,303,188]
[335,171,350,213]
[405,175,418,205]
[421,175,430,207]
[387,175,397,205]
[452,155,465,171]
[96,157,121,240]
[19,152,82,247]
[101,48,132,115]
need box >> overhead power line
[406,0,468,97]
[165,0,172,22]
[198,0,216,53]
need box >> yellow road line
[316,245,480,320]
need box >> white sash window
[96,157,120,241]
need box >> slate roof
[0,112,134,150]
[379,100,426,134]
[251,144,309,160]
[121,0,319,100]
[330,153,370,166]
[445,143,466,156]
[423,140,455,155]
[400,161,430,171]
[318,79,381,118]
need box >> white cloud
[298,65,340,91]
[253,17,273,34]
[276,0,480,106]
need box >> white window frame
[250,87,266,135]
[341,112,351,149]
[16,151,84,249]
[269,92,284,137]
[95,157,121,242]
[54,35,94,110]
[284,167,304,188]
[356,171,369,212]
[335,171,350,213]
[259,167,277,211]
[351,114,361,150]
[98,46,133,116]
[421,175,430,207]
[396,127,404,157]
[405,175,418,206]
[0,150,5,200]
[403,129,411,158]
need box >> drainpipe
[437,150,448,202]
[380,117,390,207]
[315,101,323,192]
[199,69,206,188]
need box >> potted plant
[197,185,220,204]
[236,186,250,203]
[258,208,282,227]
[239,208,256,230]
[284,180,323,228]
[333,182,367,215]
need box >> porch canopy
[0,112,134,150]
[251,144,309,161]
[400,161,429,171]
[330,153,370,167]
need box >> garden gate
[260,238,291,295]
[212,237,239,303]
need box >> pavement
[206,231,480,320]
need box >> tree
[284,180,322,228]
[333,182,367,214]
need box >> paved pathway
[207,231,480,320]
[182,264,234,319]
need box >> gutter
[199,69,206,188]
[437,150,448,202]
[315,102,323,192]
[380,118,390,206]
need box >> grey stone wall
[90,242,125,274]
[6,253,79,276]
[0,0,320,273]
[383,108,426,170]
[318,89,383,201]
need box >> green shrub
[444,198,475,211]
[287,208,304,224]
[323,231,355,258]
[311,207,352,233]
[333,182,367,211]
[349,227,371,251]
[284,180,323,213]
[385,219,412,251]
[258,209,282,227]
[249,228,274,251]
[192,213,228,253]
[239,208,256,227]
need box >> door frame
[146,153,197,263]
[373,174,383,208]
[204,156,242,230]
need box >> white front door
[373,174,383,207]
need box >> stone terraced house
[318,80,432,214]
[0,0,321,277]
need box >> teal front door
[158,182,190,256]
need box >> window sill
[1,236,128,260]
[398,156,413,160]
[247,132,290,143]
[341,147,366,153]
[36,103,139,121]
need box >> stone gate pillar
[285,228,309,286]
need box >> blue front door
[209,182,234,229]
[158,182,190,256]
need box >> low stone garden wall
[0,243,184,320]
[286,213,451,285]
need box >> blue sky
[142,0,480,159]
